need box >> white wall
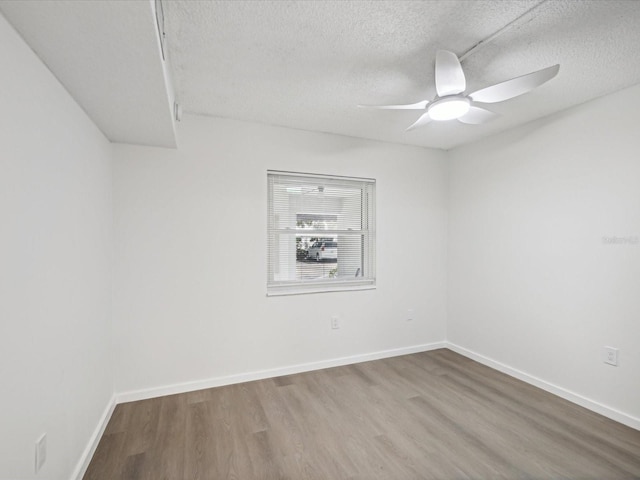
[0,13,114,480]
[448,83,640,424]
[113,115,448,395]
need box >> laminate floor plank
[83,431,126,480]
[121,452,146,480]
[84,350,640,479]
[244,429,287,480]
[103,404,131,436]
[146,394,187,480]
[121,397,161,457]
[183,401,211,480]
[318,371,404,478]
[255,380,316,478]
[285,384,358,477]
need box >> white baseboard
[446,342,640,431]
[116,342,447,404]
[71,394,116,480]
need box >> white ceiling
[0,0,177,148]
[2,0,640,150]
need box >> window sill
[267,283,376,297]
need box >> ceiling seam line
[459,0,551,62]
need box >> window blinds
[267,171,376,295]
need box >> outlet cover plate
[603,346,619,366]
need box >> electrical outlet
[331,315,340,329]
[603,346,619,366]
[407,309,414,321]
[35,433,46,473]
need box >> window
[267,171,376,295]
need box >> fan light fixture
[427,96,470,121]
[359,50,559,131]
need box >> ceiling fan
[360,50,559,131]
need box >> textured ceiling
[165,0,640,150]
[2,1,640,150]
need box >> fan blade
[469,64,560,103]
[458,106,499,124]
[358,101,428,110]
[406,112,432,131]
[435,50,466,96]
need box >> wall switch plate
[603,346,619,366]
[35,433,46,473]
[331,316,340,329]
[407,309,414,321]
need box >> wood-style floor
[84,349,640,479]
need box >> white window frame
[267,170,376,296]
